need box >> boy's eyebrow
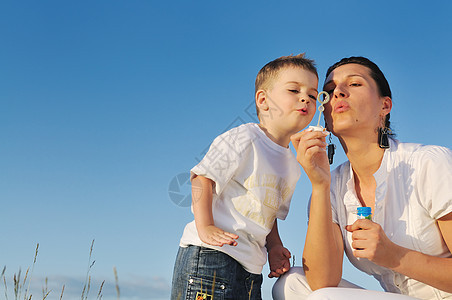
[285,81,306,85]
[285,81,318,93]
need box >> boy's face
[259,67,318,135]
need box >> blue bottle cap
[357,206,372,216]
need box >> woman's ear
[256,90,269,111]
[381,96,392,117]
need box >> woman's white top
[330,139,452,299]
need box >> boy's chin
[293,123,311,133]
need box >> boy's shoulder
[215,123,261,143]
[208,123,270,157]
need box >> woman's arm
[347,211,452,293]
[303,186,344,290]
[291,130,344,290]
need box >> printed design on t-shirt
[233,174,295,229]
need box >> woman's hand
[346,213,452,293]
[291,129,331,186]
[346,219,402,268]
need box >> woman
[273,57,452,299]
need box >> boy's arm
[266,219,291,278]
[192,175,239,247]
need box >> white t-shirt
[180,123,301,274]
[330,138,452,299]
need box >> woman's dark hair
[325,56,392,130]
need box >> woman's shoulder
[391,139,452,169]
[393,139,452,160]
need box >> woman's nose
[333,86,347,98]
[333,84,348,98]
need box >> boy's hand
[198,224,239,247]
[267,244,291,278]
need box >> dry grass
[1,240,112,300]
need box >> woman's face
[322,63,391,137]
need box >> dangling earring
[378,127,390,149]
[325,120,335,164]
[327,134,336,165]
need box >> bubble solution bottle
[357,207,372,220]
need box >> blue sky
[2,1,452,299]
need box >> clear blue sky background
[2,1,452,299]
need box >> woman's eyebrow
[323,79,333,87]
[324,74,366,86]
[347,74,366,79]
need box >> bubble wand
[309,91,330,132]
[308,91,336,164]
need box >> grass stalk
[42,277,48,299]
[14,269,21,300]
[113,267,120,300]
[24,243,39,300]
[22,268,29,300]
[96,280,104,300]
[59,285,65,300]
[2,266,8,300]
[81,240,95,300]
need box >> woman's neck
[339,134,385,178]
[339,134,385,208]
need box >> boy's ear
[255,90,269,111]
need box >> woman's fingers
[291,130,328,155]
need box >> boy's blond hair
[255,53,318,119]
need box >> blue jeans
[171,245,263,300]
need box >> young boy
[171,54,319,300]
